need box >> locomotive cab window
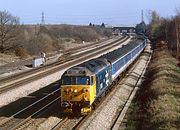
[76,76,90,85]
[61,76,90,85]
[61,76,71,85]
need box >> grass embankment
[126,43,180,130]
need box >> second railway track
[0,88,60,130]
[0,36,130,94]
[0,37,120,85]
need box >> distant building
[113,26,136,35]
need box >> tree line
[0,10,112,59]
[0,10,22,53]
[146,10,180,58]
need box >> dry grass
[0,53,19,65]
[126,44,180,130]
[19,25,112,56]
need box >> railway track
[62,37,117,56]
[0,88,60,130]
[52,117,69,130]
[0,36,130,94]
[52,116,87,130]
[71,45,152,130]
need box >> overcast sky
[0,0,180,25]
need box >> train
[60,38,147,115]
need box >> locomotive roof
[80,58,110,74]
[63,58,110,76]
[64,66,94,76]
[102,40,144,63]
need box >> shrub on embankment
[126,43,180,130]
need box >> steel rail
[11,97,60,130]
[0,88,60,128]
[51,117,69,130]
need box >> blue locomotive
[60,39,146,115]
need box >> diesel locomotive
[60,39,146,115]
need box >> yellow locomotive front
[60,67,96,115]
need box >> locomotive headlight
[74,89,77,93]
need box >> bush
[103,29,113,37]
[15,47,30,59]
[13,25,113,57]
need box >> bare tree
[175,16,180,58]
[148,10,162,25]
[175,8,180,58]
[0,10,20,53]
[146,10,164,41]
